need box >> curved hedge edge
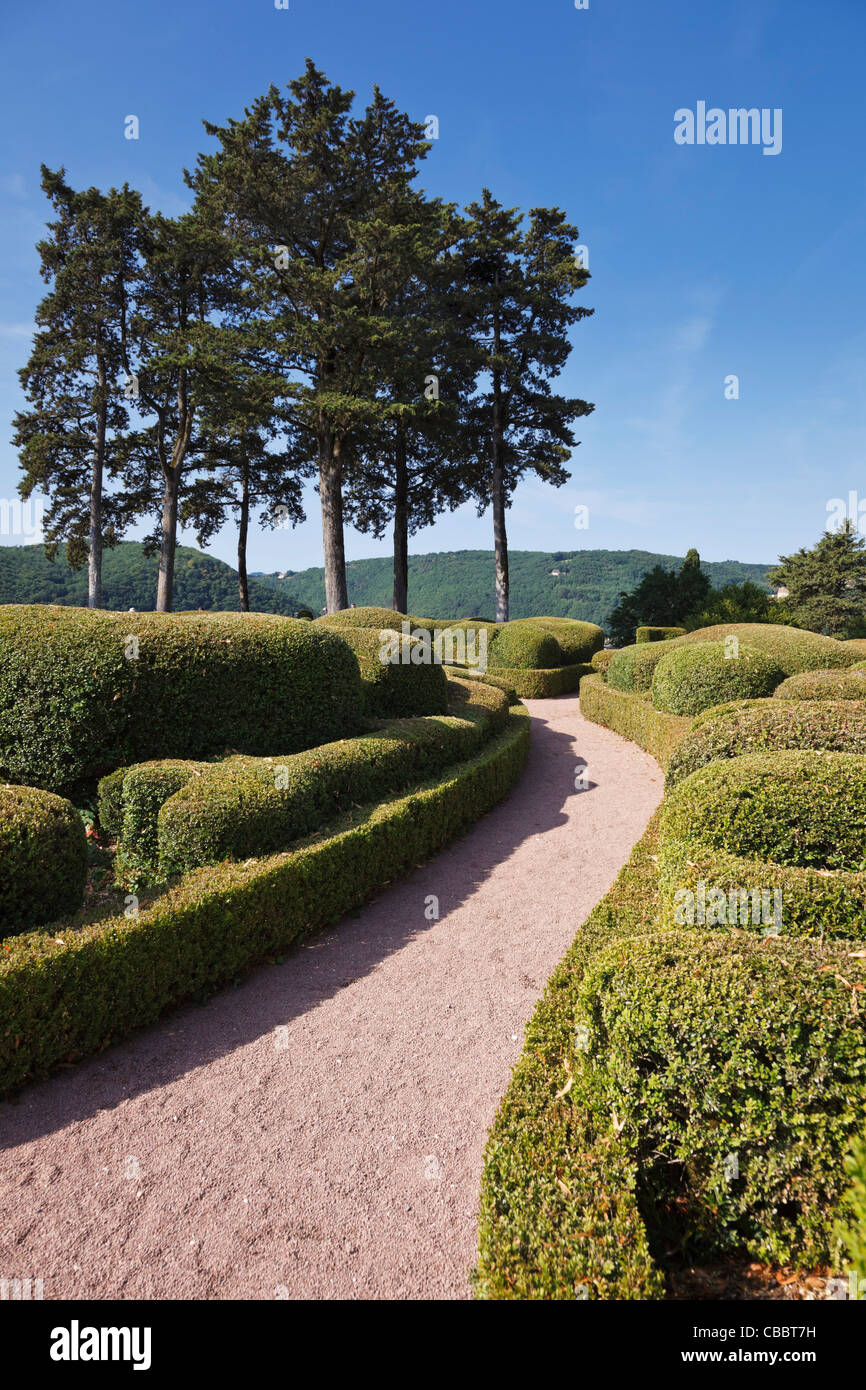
[442,666,521,706]
[474,811,667,1301]
[578,673,693,770]
[0,710,530,1096]
[494,662,593,699]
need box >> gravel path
[0,696,662,1301]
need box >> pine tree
[13,167,143,607]
[188,62,432,612]
[769,520,866,636]
[459,191,593,621]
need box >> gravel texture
[0,696,662,1300]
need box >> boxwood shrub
[773,668,866,701]
[590,648,614,676]
[510,617,604,664]
[578,674,692,769]
[606,642,669,693]
[315,605,408,630]
[0,710,530,1094]
[0,606,362,797]
[489,622,563,671]
[109,680,509,875]
[0,785,88,935]
[666,622,856,676]
[325,625,449,718]
[651,641,784,715]
[667,698,866,789]
[635,625,686,643]
[488,662,592,699]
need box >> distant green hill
[256,548,774,628]
[0,542,299,613]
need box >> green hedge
[489,623,563,671]
[651,641,784,715]
[578,674,692,769]
[324,625,449,718]
[108,680,509,876]
[667,698,866,790]
[442,666,519,705]
[315,605,408,630]
[582,930,866,1267]
[0,786,88,934]
[491,663,592,699]
[666,622,856,676]
[773,668,866,701]
[635,626,686,643]
[837,1131,866,1287]
[0,710,530,1094]
[659,752,866,939]
[0,606,362,797]
[510,617,604,664]
[590,648,614,675]
[606,642,669,693]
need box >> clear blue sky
[2,0,865,574]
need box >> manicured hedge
[315,605,408,630]
[0,709,530,1094]
[582,930,866,1267]
[651,641,784,715]
[590,648,614,675]
[667,698,866,790]
[489,663,592,699]
[108,680,509,876]
[0,786,88,935]
[578,674,692,769]
[659,752,866,938]
[442,666,519,705]
[666,622,856,676]
[635,626,686,643]
[324,625,449,718]
[0,606,362,797]
[773,668,866,702]
[489,623,563,671]
[606,642,669,693]
[510,617,604,664]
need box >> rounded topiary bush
[607,641,672,693]
[327,626,449,717]
[0,785,88,935]
[666,622,855,676]
[510,617,604,664]
[316,606,408,630]
[0,607,363,797]
[488,622,563,671]
[651,641,784,715]
[591,648,614,676]
[664,750,866,872]
[774,668,866,702]
[666,698,866,789]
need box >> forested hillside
[0,543,298,613]
[256,549,772,628]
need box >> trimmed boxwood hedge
[666,622,857,676]
[442,666,519,705]
[489,623,563,671]
[487,663,592,699]
[0,606,362,797]
[659,751,866,938]
[107,680,509,876]
[635,625,686,643]
[476,812,866,1297]
[590,648,614,675]
[667,698,866,790]
[773,668,866,701]
[510,617,604,664]
[651,641,784,715]
[0,709,530,1094]
[324,625,449,718]
[0,786,88,935]
[315,605,408,630]
[606,642,669,693]
[578,673,692,769]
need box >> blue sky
[2,0,865,574]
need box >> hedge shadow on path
[1,705,586,1145]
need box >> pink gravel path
[0,696,662,1301]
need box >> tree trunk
[392,425,409,614]
[237,469,250,612]
[88,357,107,609]
[491,284,509,623]
[318,426,349,613]
[156,466,180,613]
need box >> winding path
[0,696,662,1300]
